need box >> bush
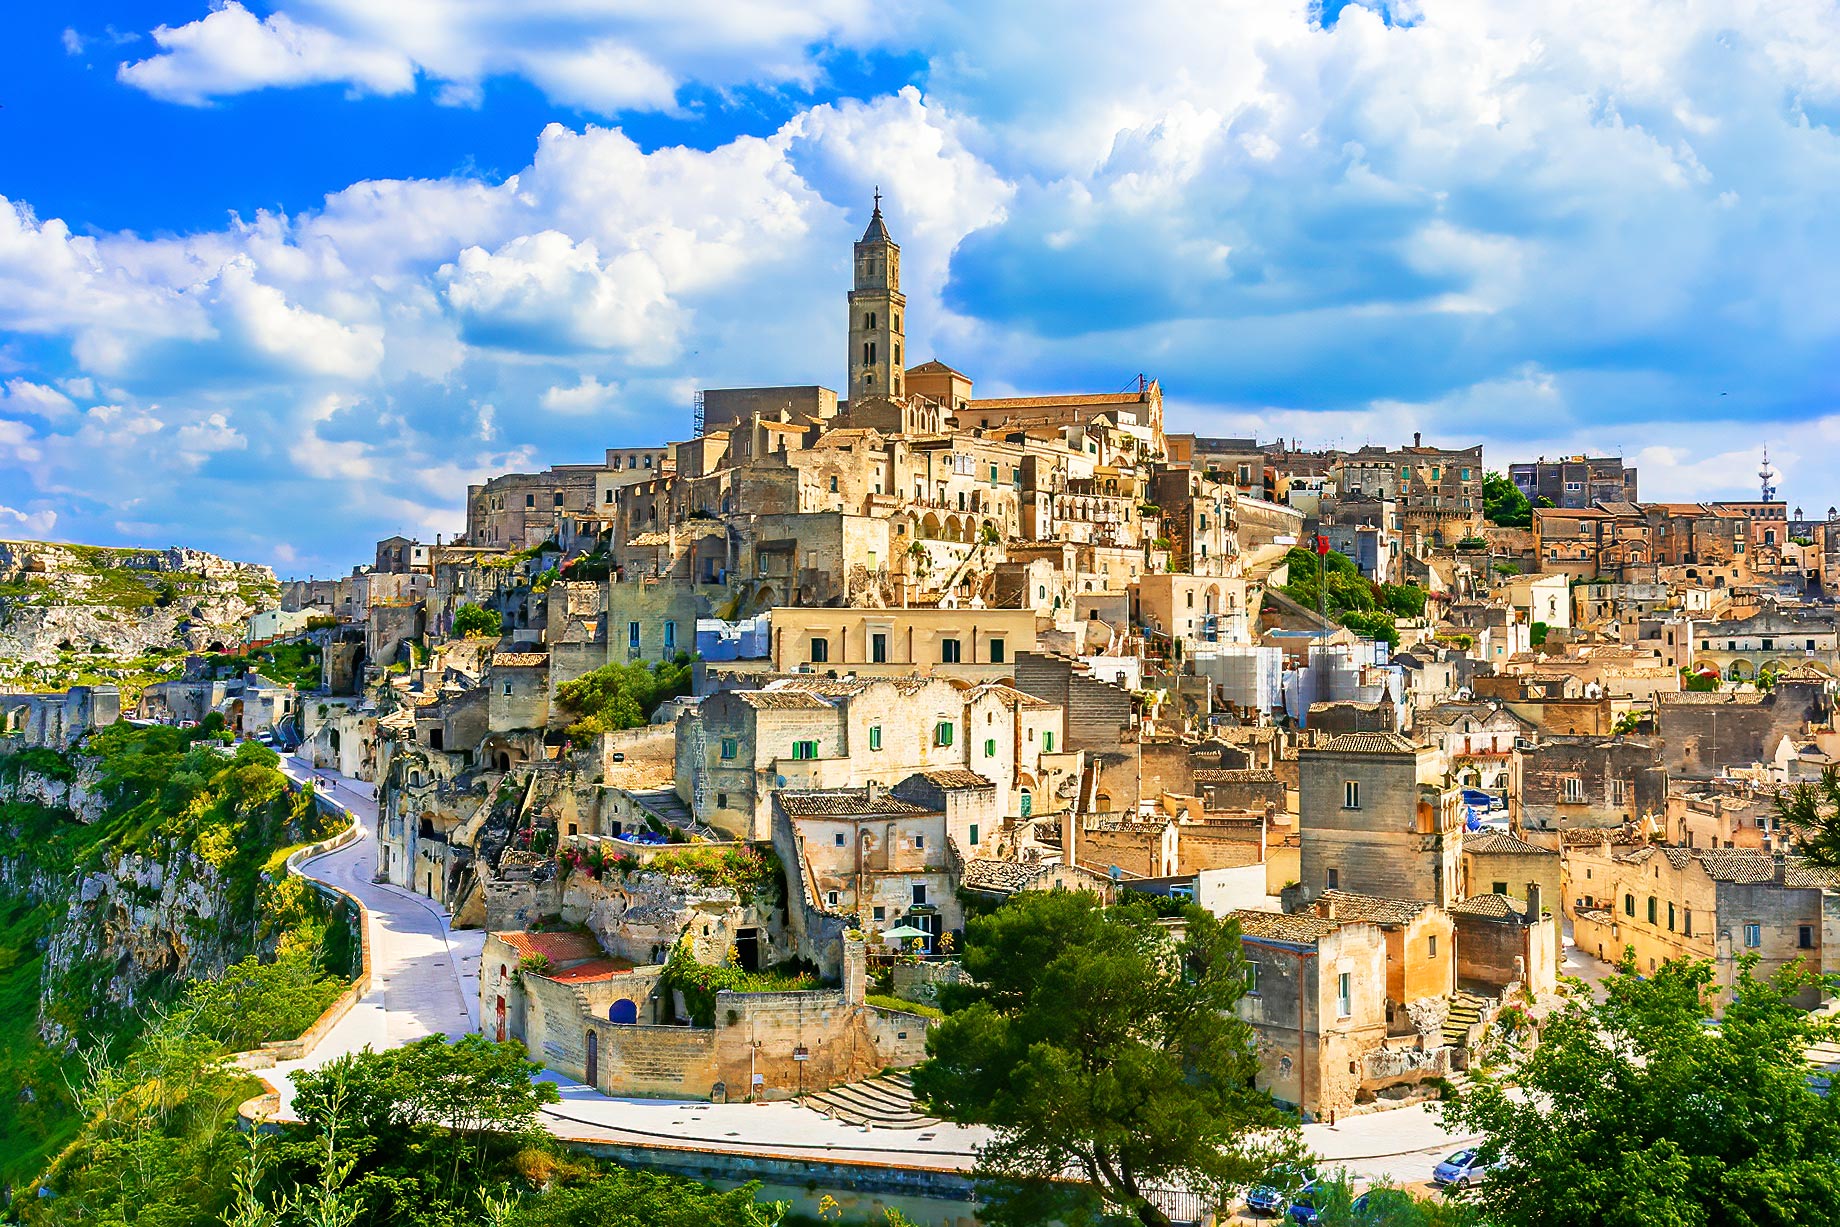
[555,655,693,740]
[662,940,819,1027]
[452,603,502,638]
[866,993,944,1020]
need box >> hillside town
[6,199,1840,1217]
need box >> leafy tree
[554,655,694,742]
[1443,957,1840,1227]
[1482,471,1531,527]
[1529,620,1549,647]
[296,1035,560,1203]
[1289,1173,1481,1225]
[1380,582,1428,619]
[912,890,1302,1227]
[506,1167,784,1227]
[1776,764,1840,866]
[451,603,502,638]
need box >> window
[1327,867,1340,889]
[502,682,514,696]
[1745,923,1762,948]
[912,883,928,906]
[629,621,641,649]
[871,633,888,663]
[873,906,885,921]
[1492,880,1508,895]
[792,740,819,760]
[1668,903,1676,931]
[1020,790,1033,817]
[1246,961,1261,995]
[553,492,564,507]
[644,455,653,469]
[1800,925,1815,950]
[914,834,925,850]
[1647,897,1657,925]
[935,722,954,747]
[834,832,846,848]
[526,493,535,508]
[1428,934,1438,958]
[1337,972,1352,1018]
[989,638,1005,664]
[940,638,962,664]
[985,738,997,758]
[1624,894,1635,917]
[663,620,676,651]
[969,823,980,846]
[809,637,829,664]
[1683,908,1693,937]
[1343,781,1360,810]
[827,891,840,907]
[1043,730,1056,753]
[1610,778,1628,807]
[1563,777,1585,803]
[720,738,737,760]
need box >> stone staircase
[802,1072,940,1130]
[1442,992,1489,1048]
[630,787,695,830]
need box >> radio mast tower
[1760,446,1778,503]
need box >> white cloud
[0,503,57,538]
[541,374,621,415]
[442,231,682,355]
[118,2,416,105]
[0,379,76,422]
[118,0,893,115]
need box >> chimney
[1524,882,1542,920]
[1320,896,1337,921]
[866,779,883,805]
[1413,431,1422,449]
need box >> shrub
[452,603,502,638]
[866,993,944,1020]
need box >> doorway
[734,928,761,972]
[585,1030,598,1087]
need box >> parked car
[1460,788,1502,809]
[1285,1181,1327,1223]
[1245,1167,1316,1216]
[1432,1148,1495,1188]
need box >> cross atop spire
[860,188,892,244]
[873,184,882,213]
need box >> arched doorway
[585,1030,598,1086]
[495,995,506,1042]
[609,999,638,1025]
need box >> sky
[2,0,1838,577]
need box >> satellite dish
[1109,865,1122,881]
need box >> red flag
[1314,534,1330,555]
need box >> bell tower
[848,188,906,401]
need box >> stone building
[1655,679,1831,779]
[0,685,121,749]
[1564,840,1840,1010]
[767,606,1042,681]
[1449,891,1559,997]
[467,464,605,550]
[1508,455,1638,510]
[485,930,930,1102]
[1231,910,1390,1120]
[1461,830,1561,914]
[1296,732,1464,908]
[1517,736,1667,834]
[1310,891,1456,1037]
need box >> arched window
[867,312,877,329]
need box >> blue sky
[2,0,1836,575]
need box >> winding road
[272,756,1507,1187]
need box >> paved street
[267,756,483,1114]
[266,754,1482,1194]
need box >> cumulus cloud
[0,379,76,422]
[9,0,1840,568]
[119,0,892,115]
[0,504,57,539]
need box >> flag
[1314,534,1330,555]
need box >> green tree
[1776,764,1840,866]
[911,891,1302,1227]
[1483,471,1532,527]
[506,1167,785,1227]
[1443,957,1840,1227]
[451,603,502,638]
[554,655,693,742]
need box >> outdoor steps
[1442,992,1488,1048]
[803,1073,940,1130]
[631,787,694,829]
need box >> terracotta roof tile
[1464,831,1558,857]
[1194,768,1281,784]
[491,652,549,668]
[1233,909,1344,944]
[778,788,932,817]
[736,690,836,710]
[544,956,636,984]
[1450,893,1531,921]
[913,769,997,790]
[494,930,605,965]
[1317,890,1433,926]
[1314,732,1420,754]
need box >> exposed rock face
[0,539,278,686]
[0,758,268,1046]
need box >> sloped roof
[1464,831,1558,857]
[1233,909,1344,944]
[961,858,1039,893]
[546,957,636,984]
[778,788,932,817]
[1450,893,1532,921]
[494,930,604,965]
[736,689,835,711]
[491,652,549,668]
[1193,768,1281,785]
[912,769,997,790]
[1317,890,1434,926]
[1316,732,1419,754]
